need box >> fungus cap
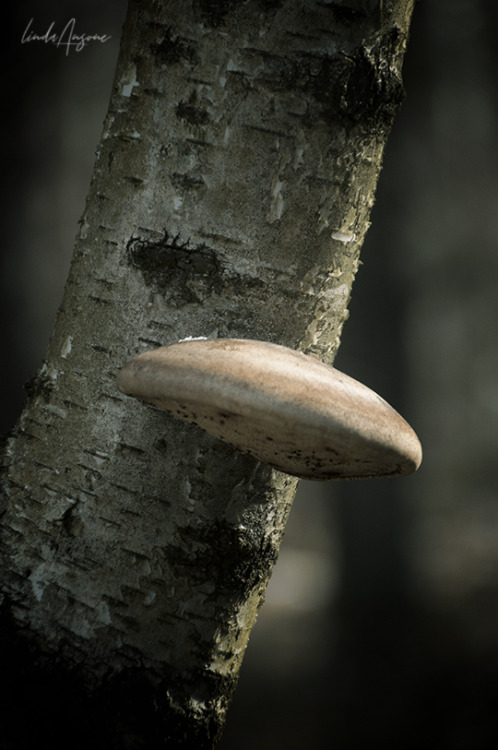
[117,338,422,481]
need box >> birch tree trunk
[0,1,414,747]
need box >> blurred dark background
[2,2,498,748]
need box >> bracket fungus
[117,338,422,481]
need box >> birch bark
[0,1,414,746]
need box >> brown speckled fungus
[117,338,422,481]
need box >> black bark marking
[126,230,263,307]
[170,172,206,190]
[89,295,112,305]
[195,0,283,28]
[151,27,199,66]
[123,176,144,186]
[61,503,84,537]
[167,520,279,599]
[331,37,406,127]
[326,2,367,25]
[194,0,238,28]
[176,100,210,127]
[249,28,405,128]
[24,372,54,403]
[126,230,223,306]
[137,336,162,347]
